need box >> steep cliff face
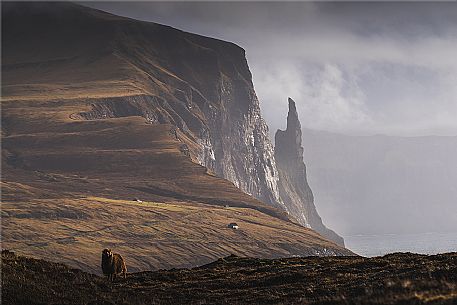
[2,2,284,209]
[83,20,284,210]
[275,98,344,246]
[208,81,282,208]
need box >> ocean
[345,232,457,257]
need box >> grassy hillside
[2,97,353,271]
[2,98,283,219]
[2,196,346,274]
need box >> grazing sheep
[228,222,239,229]
[101,248,127,281]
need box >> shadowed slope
[2,250,457,305]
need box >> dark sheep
[101,248,127,281]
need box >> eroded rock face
[275,98,344,246]
[71,21,284,211]
[208,81,283,209]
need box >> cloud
[245,24,457,136]
[247,33,457,70]
[303,64,371,131]
[253,56,457,136]
[256,62,372,135]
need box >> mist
[302,129,457,236]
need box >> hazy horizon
[301,128,457,237]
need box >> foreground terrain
[2,250,456,305]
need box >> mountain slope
[1,2,349,270]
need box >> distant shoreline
[345,231,457,257]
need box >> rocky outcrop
[275,98,344,246]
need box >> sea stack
[275,98,344,246]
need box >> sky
[84,1,457,137]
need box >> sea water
[345,232,457,257]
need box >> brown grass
[2,196,347,274]
[2,97,350,273]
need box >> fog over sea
[345,232,457,257]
